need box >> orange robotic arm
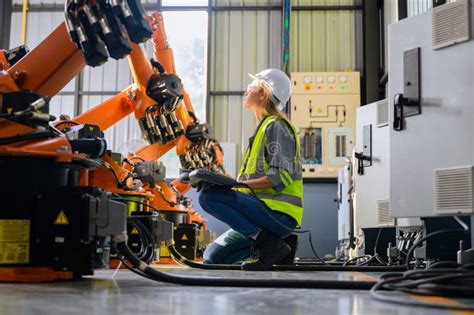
[0,23,84,96]
[8,23,85,97]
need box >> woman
[199,68,304,271]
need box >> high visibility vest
[236,115,304,226]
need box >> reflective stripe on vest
[256,193,303,208]
[236,115,304,226]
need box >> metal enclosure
[337,165,352,242]
[389,2,474,218]
[290,72,360,178]
[354,100,392,231]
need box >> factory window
[159,10,208,178]
[162,11,208,123]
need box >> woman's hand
[239,176,273,189]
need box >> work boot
[241,230,291,271]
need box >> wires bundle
[371,262,474,310]
[127,217,155,263]
[343,228,388,267]
[371,216,473,310]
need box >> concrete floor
[0,266,471,315]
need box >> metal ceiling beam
[362,0,381,104]
[398,0,408,20]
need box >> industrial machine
[350,100,421,262]
[0,0,154,281]
[388,0,473,262]
[354,100,391,231]
[389,1,473,219]
[0,3,222,281]
[290,72,360,179]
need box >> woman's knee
[198,189,216,210]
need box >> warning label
[131,228,139,235]
[181,234,188,241]
[0,243,29,264]
[0,220,30,264]
[53,211,69,225]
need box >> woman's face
[243,80,264,109]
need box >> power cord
[114,234,376,290]
[167,243,405,272]
[370,263,474,310]
[127,217,155,263]
[405,216,469,269]
[0,130,54,145]
[371,216,473,311]
[111,195,163,216]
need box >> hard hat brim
[248,73,258,80]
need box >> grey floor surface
[0,267,471,315]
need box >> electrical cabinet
[389,2,474,218]
[354,100,392,232]
[290,72,360,178]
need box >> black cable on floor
[168,244,406,272]
[370,216,474,311]
[114,235,376,290]
[370,264,474,311]
[343,255,372,266]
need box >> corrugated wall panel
[408,0,432,17]
[9,12,76,117]
[290,0,358,72]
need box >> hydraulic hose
[114,234,376,290]
[168,245,406,272]
[0,131,54,145]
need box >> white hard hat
[248,68,291,111]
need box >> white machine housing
[354,100,392,231]
[353,100,421,233]
[290,72,360,178]
[389,0,474,218]
[337,164,353,242]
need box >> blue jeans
[199,186,297,264]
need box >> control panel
[290,72,360,179]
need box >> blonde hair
[256,81,290,122]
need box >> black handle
[393,93,420,131]
[393,93,405,131]
[354,152,370,176]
